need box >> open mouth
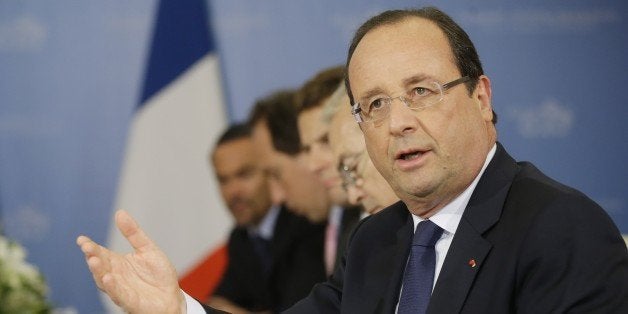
[396,149,424,161]
[394,148,429,170]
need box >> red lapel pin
[468,259,477,268]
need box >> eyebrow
[357,73,436,102]
[356,87,387,104]
[401,74,432,87]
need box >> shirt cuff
[184,290,206,314]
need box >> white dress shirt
[248,205,280,240]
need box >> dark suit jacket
[213,206,326,312]
[287,143,628,313]
[334,206,362,272]
[200,305,229,313]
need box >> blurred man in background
[296,66,362,275]
[247,90,329,311]
[209,123,305,313]
[325,85,398,215]
[250,90,331,226]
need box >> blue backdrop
[1,1,626,312]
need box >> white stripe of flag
[104,0,231,311]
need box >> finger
[85,254,113,292]
[78,236,106,259]
[115,209,157,253]
[79,238,113,277]
[78,236,98,259]
[101,273,125,308]
[76,235,90,246]
[77,236,107,263]
[77,236,94,266]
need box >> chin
[399,180,437,199]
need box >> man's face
[251,120,330,222]
[329,95,398,214]
[212,138,271,227]
[298,104,348,206]
[347,17,494,216]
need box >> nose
[223,181,241,201]
[347,185,365,206]
[388,98,417,136]
[306,144,327,175]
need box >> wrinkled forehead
[348,17,456,94]
[212,138,256,169]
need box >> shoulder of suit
[504,161,609,232]
[353,201,409,233]
[512,161,597,207]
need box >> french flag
[105,0,230,310]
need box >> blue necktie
[398,220,444,314]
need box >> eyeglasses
[351,76,471,123]
[337,150,368,190]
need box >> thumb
[115,209,156,253]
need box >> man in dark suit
[208,123,327,313]
[249,90,332,227]
[288,7,628,313]
[248,90,334,310]
[77,7,627,313]
[296,65,362,275]
[213,206,325,313]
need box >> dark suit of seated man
[214,205,326,313]
[295,65,364,277]
[208,124,326,313]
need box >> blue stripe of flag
[139,0,216,106]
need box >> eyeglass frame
[351,76,471,123]
[337,150,369,191]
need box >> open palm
[77,210,185,313]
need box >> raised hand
[77,210,186,314]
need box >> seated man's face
[329,95,398,214]
[212,138,271,227]
[298,103,348,206]
[252,120,330,222]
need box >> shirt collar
[249,205,280,240]
[412,144,497,234]
[328,205,343,226]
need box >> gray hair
[322,83,349,124]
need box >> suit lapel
[427,218,492,313]
[428,143,519,313]
[336,206,362,269]
[271,207,318,273]
[270,207,289,264]
[370,205,414,313]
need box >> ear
[475,75,493,123]
[268,177,286,205]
